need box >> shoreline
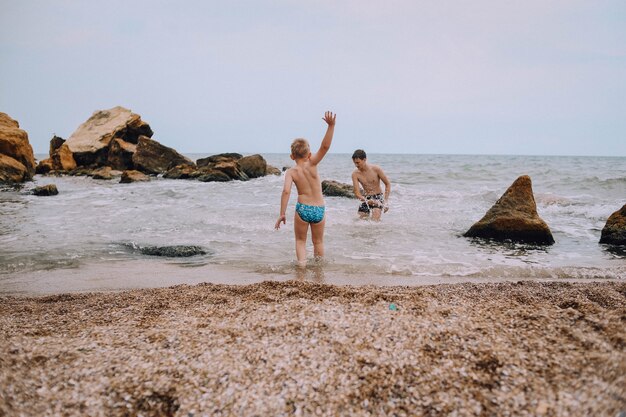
[1,280,624,416]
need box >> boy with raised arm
[351,149,391,221]
[275,111,336,266]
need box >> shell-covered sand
[1,280,625,416]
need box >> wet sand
[1,280,625,416]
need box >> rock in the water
[91,166,122,180]
[107,138,137,171]
[238,154,267,179]
[322,180,356,198]
[197,168,232,182]
[120,170,150,183]
[600,204,626,245]
[196,153,242,168]
[32,184,58,196]
[164,164,198,179]
[0,113,36,183]
[266,165,281,176]
[132,136,193,174]
[464,175,554,245]
[65,106,153,166]
[50,143,77,172]
[49,135,65,154]
[135,244,207,257]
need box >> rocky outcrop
[36,137,77,174]
[92,167,122,180]
[164,164,198,180]
[32,184,58,196]
[0,113,36,183]
[132,136,193,174]
[107,138,136,171]
[599,204,626,245]
[238,154,267,179]
[322,180,356,198]
[266,165,281,176]
[197,153,242,167]
[65,106,152,166]
[464,175,554,245]
[120,170,150,183]
[197,169,232,182]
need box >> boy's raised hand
[322,111,336,126]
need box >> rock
[197,169,232,182]
[0,154,30,183]
[599,204,626,245]
[132,136,193,174]
[213,161,248,181]
[35,158,54,175]
[0,112,36,182]
[464,175,555,245]
[237,154,267,178]
[107,138,137,171]
[196,153,242,168]
[120,170,150,183]
[266,165,281,176]
[92,166,122,180]
[32,184,58,196]
[131,244,207,257]
[164,164,198,179]
[49,135,65,154]
[64,106,152,166]
[322,180,356,198]
[50,143,77,171]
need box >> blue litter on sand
[389,303,397,311]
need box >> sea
[1,154,624,295]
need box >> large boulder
[164,164,198,179]
[237,154,267,179]
[65,106,153,166]
[0,113,36,183]
[599,204,626,245]
[464,175,554,245]
[132,136,193,174]
[107,138,137,170]
[196,153,242,168]
[322,180,356,198]
[197,168,232,182]
[32,184,59,196]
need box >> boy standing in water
[351,149,391,221]
[275,111,336,266]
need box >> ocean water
[1,154,624,295]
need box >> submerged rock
[464,175,555,245]
[132,244,207,257]
[322,180,356,198]
[238,154,267,179]
[0,112,36,183]
[32,184,58,196]
[120,170,150,183]
[600,204,626,245]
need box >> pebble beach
[1,280,624,416]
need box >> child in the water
[275,111,336,267]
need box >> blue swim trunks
[295,202,326,224]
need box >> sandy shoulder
[1,280,625,416]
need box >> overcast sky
[1,0,625,156]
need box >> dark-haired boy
[351,149,391,221]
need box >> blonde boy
[275,111,336,266]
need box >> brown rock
[35,158,54,175]
[213,161,248,181]
[164,164,198,179]
[32,184,58,196]
[599,204,626,245]
[107,138,137,170]
[237,154,267,179]
[65,106,152,166]
[49,136,65,154]
[50,143,77,172]
[92,166,117,180]
[196,153,242,168]
[0,154,29,183]
[0,113,36,181]
[197,169,232,182]
[132,136,193,174]
[120,170,150,183]
[266,165,281,176]
[464,175,554,245]
[322,180,356,198]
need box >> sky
[1,0,625,156]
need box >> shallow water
[1,154,624,295]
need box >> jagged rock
[197,169,231,182]
[164,164,198,179]
[132,136,193,174]
[35,158,54,175]
[266,165,281,176]
[65,106,153,166]
[464,175,554,245]
[322,180,356,198]
[120,170,150,183]
[237,154,267,179]
[32,184,58,196]
[49,136,65,154]
[0,113,36,183]
[50,143,77,171]
[196,153,242,168]
[600,204,626,245]
[107,138,137,170]
[92,166,122,180]
[213,161,248,181]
